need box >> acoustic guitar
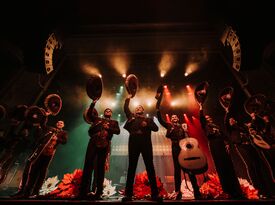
[250,133,271,150]
[247,127,271,150]
[178,137,208,174]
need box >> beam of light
[119,86,124,93]
[82,64,101,76]
[108,51,129,76]
[165,114,171,123]
[158,51,175,78]
[183,113,189,122]
[184,84,198,113]
[185,62,199,77]
[184,49,208,77]
[163,85,172,103]
[186,85,192,95]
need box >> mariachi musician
[122,74,162,202]
[12,94,67,198]
[0,104,38,185]
[155,85,203,200]
[224,91,275,198]
[198,84,245,199]
[79,75,120,200]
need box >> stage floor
[0,198,275,205]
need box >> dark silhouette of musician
[0,105,40,185]
[225,114,275,198]
[156,95,202,200]
[79,100,120,200]
[260,114,275,180]
[199,105,245,199]
[12,120,68,198]
[122,95,162,202]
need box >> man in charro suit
[225,113,275,198]
[122,95,162,202]
[156,89,201,200]
[79,100,120,200]
[12,120,68,198]
[199,106,245,199]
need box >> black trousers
[79,139,108,196]
[262,148,275,180]
[171,145,182,192]
[208,137,243,198]
[232,144,275,197]
[24,154,53,196]
[125,137,159,197]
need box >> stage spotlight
[158,51,175,78]
[122,73,127,78]
[111,102,117,108]
[184,72,189,77]
[171,101,177,107]
[99,74,102,78]
[163,85,167,89]
[146,100,153,107]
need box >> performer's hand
[127,94,133,99]
[199,103,203,110]
[225,107,229,113]
[225,144,230,153]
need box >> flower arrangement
[199,173,259,199]
[102,178,117,198]
[120,171,167,199]
[40,169,117,198]
[166,180,194,200]
[238,178,259,199]
[49,169,83,198]
[39,176,59,195]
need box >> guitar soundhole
[186,143,193,149]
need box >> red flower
[200,173,259,199]
[120,171,168,199]
[49,169,83,198]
